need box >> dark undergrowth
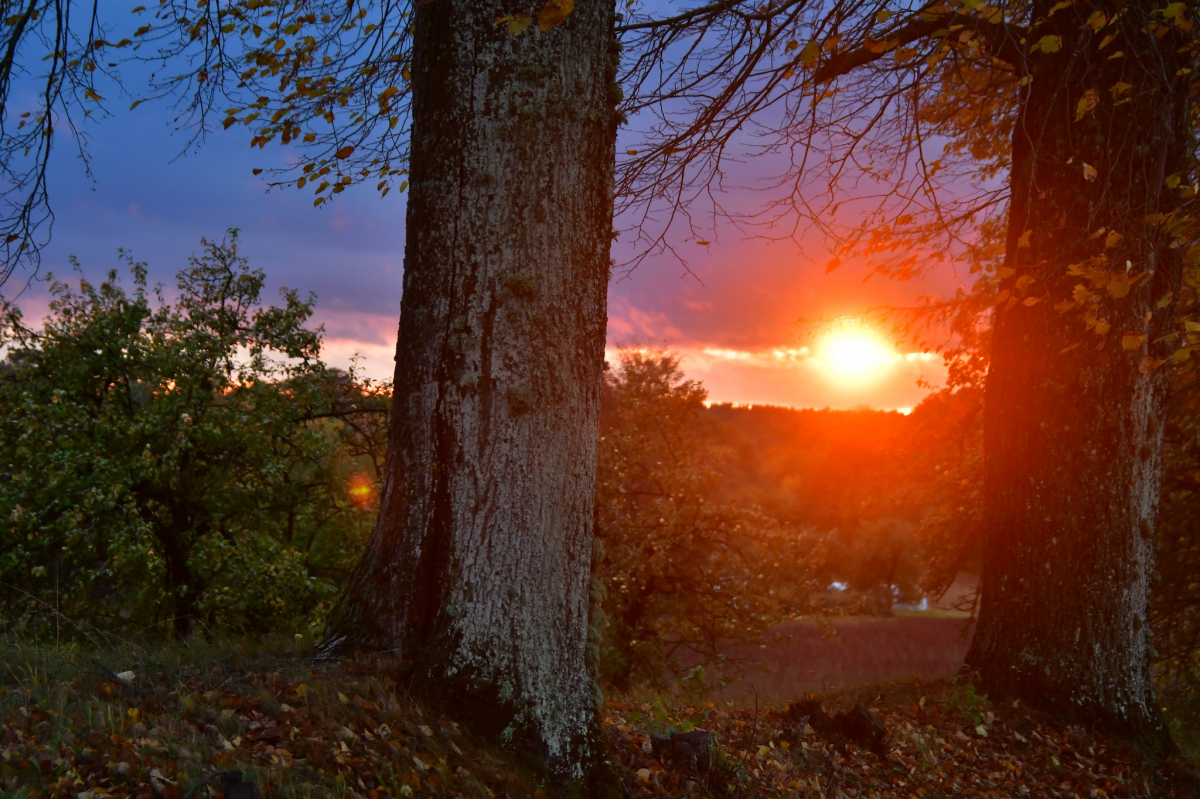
[1,636,1197,798]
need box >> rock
[650,728,712,775]
[784,697,888,754]
[219,771,258,799]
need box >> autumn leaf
[1122,332,1146,350]
[334,146,354,159]
[538,0,574,31]
[1034,34,1062,53]
[1075,89,1099,121]
[508,13,533,35]
[1082,163,1098,182]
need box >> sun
[817,325,894,383]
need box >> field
[715,614,975,702]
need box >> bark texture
[965,0,1188,755]
[321,0,618,782]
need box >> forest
[3,0,1200,796]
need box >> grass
[2,630,1197,798]
[0,634,540,799]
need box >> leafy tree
[616,0,1199,751]
[0,233,388,638]
[595,349,823,687]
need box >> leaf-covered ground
[1,638,1196,798]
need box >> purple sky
[7,55,967,411]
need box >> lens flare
[347,472,377,508]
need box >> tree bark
[321,0,619,785]
[965,0,1188,755]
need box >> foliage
[594,349,824,687]
[0,232,388,638]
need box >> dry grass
[713,615,975,702]
[0,634,539,799]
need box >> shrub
[0,232,388,638]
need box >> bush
[0,232,388,638]
[594,349,823,686]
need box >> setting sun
[817,325,895,383]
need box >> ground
[0,635,1196,798]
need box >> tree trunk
[321,0,619,785]
[965,0,1188,755]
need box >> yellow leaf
[1082,163,1098,182]
[338,691,349,704]
[1023,296,1041,305]
[1075,89,1099,121]
[538,0,574,31]
[1122,332,1146,350]
[799,42,820,67]
[1108,273,1131,298]
[782,66,795,79]
[297,176,306,189]
[823,34,843,52]
[296,683,309,697]
[876,8,893,23]
[84,88,102,102]
[696,240,711,246]
[1105,230,1121,248]
[127,708,139,721]
[1017,229,1032,248]
[508,13,532,35]
[334,146,354,159]
[1139,356,1167,373]
[1162,1,1187,18]
[637,769,651,784]
[1035,34,1062,52]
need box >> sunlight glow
[817,324,895,384]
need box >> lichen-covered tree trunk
[321,0,618,783]
[965,0,1188,755]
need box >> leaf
[876,8,893,23]
[1122,332,1146,350]
[84,88,102,102]
[1109,273,1131,298]
[826,256,842,273]
[1167,173,1182,189]
[696,240,711,246]
[786,39,799,52]
[1048,0,1074,14]
[508,13,533,35]
[334,146,354,159]
[1034,34,1062,53]
[1140,356,1168,373]
[252,168,263,176]
[1105,230,1121,248]
[1075,89,1099,120]
[799,42,820,66]
[1162,1,1188,19]
[1017,229,1032,248]
[1082,163,1098,182]
[538,0,574,30]
[1023,296,1041,305]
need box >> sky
[3,33,970,412]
